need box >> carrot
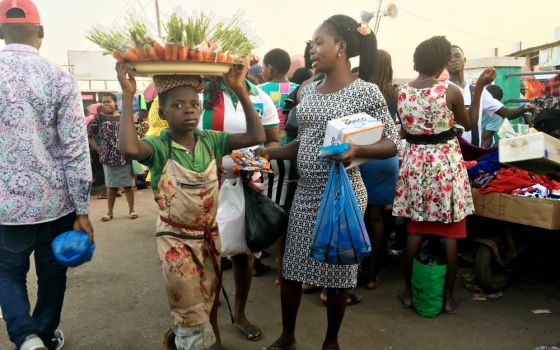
[196,50,204,62]
[123,49,141,62]
[178,45,187,61]
[112,50,122,60]
[216,52,226,63]
[147,44,159,61]
[153,41,165,60]
[188,50,197,61]
[201,50,211,62]
[226,55,235,63]
[209,54,216,63]
[164,44,174,61]
[172,45,178,61]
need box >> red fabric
[0,0,41,24]
[479,167,560,194]
[406,219,466,238]
[543,74,560,98]
[525,80,544,99]
[210,94,225,131]
[458,136,495,161]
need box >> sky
[1,0,559,79]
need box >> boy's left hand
[224,57,250,96]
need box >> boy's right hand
[255,147,269,160]
[116,61,137,94]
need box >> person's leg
[231,254,261,340]
[364,205,385,289]
[0,224,39,348]
[210,280,221,348]
[32,214,72,347]
[103,187,118,221]
[123,186,137,219]
[268,278,301,349]
[322,288,347,350]
[401,233,423,306]
[442,238,459,311]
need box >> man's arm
[56,74,94,240]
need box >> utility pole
[155,0,162,38]
[373,0,383,35]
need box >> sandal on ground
[398,293,413,309]
[162,329,177,350]
[97,194,107,199]
[346,292,361,306]
[262,345,296,350]
[234,323,263,341]
[320,291,361,306]
[365,276,380,290]
[101,215,113,222]
[444,299,460,314]
[253,260,271,277]
[128,212,138,220]
[302,283,321,294]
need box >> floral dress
[392,81,474,226]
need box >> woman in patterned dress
[260,14,400,350]
[392,36,495,313]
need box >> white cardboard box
[499,132,560,174]
[323,113,384,168]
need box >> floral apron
[154,137,221,329]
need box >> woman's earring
[338,52,342,57]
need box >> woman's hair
[101,93,117,103]
[372,50,394,100]
[291,67,312,85]
[263,48,291,75]
[322,14,377,81]
[413,36,452,75]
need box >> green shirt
[140,129,230,192]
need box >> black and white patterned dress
[282,79,400,288]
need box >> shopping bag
[216,178,250,256]
[131,160,148,175]
[411,237,447,318]
[244,183,289,252]
[309,162,371,265]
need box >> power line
[399,6,514,43]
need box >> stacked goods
[86,11,257,64]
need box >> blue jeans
[0,213,74,349]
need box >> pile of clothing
[468,149,560,200]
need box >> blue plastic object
[51,230,95,267]
[309,162,371,265]
[319,143,349,158]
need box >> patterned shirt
[0,44,92,224]
[259,82,299,144]
[87,114,129,166]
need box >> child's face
[159,87,201,132]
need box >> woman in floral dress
[392,36,495,313]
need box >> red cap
[0,0,41,24]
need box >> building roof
[507,40,560,57]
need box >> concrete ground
[1,189,560,350]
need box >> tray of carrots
[87,11,256,76]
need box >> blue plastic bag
[309,162,371,265]
[51,230,95,267]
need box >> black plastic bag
[244,183,289,252]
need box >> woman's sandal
[365,276,380,290]
[101,215,113,222]
[128,212,138,220]
[398,293,413,309]
[234,323,263,341]
[320,291,361,306]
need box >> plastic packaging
[51,230,95,267]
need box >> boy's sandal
[101,215,113,222]
[444,299,460,314]
[128,212,138,220]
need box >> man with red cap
[0,1,94,350]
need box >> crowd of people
[0,1,539,350]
